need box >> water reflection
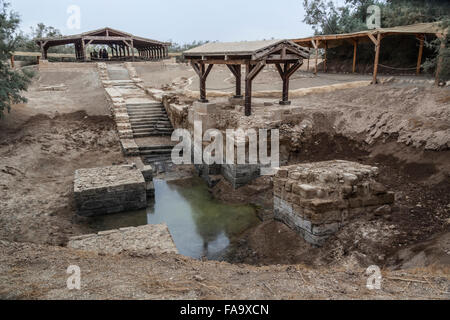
[88,177,259,260]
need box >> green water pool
[87,177,260,260]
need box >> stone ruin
[68,224,178,256]
[273,160,395,246]
[74,164,154,217]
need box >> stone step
[139,145,174,151]
[126,102,162,107]
[127,108,165,113]
[128,115,167,121]
[143,155,173,163]
[133,132,173,138]
[131,122,171,129]
[133,127,173,132]
[129,115,167,120]
[139,149,173,156]
[133,127,173,134]
[127,111,166,116]
[126,105,164,110]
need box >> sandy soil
[133,61,195,89]
[0,240,448,300]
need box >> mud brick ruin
[74,165,148,217]
[273,160,395,246]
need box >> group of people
[90,48,109,60]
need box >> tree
[0,0,33,118]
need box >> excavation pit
[86,177,260,261]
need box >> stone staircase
[139,145,173,164]
[127,102,174,138]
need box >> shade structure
[183,39,309,116]
[35,27,170,62]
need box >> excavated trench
[81,132,449,269]
[222,134,450,268]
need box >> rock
[374,205,392,216]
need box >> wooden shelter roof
[183,39,309,61]
[292,22,446,49]
[35,27,170,49]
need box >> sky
[9,0,345,44]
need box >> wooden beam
[323,41,328,72]
[191,62,214,102]
[314,40,320,75]
[246,61,265,81]
[245,63,253,116]
[367,33,378,46]
[276,61,302,105]
[372,33,382,84]
[226,65,242,97]
[416,35,424,75]
[81,38,87,62]
[353,39,358,73]
[10,55,14,68]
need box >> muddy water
[88,177,260,260]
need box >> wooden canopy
[183,40,309,116]
[35,27,170,62]
[292,22,447,84]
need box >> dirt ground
[0,62,449,300]
[0,66,125,246]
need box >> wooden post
[226,64,242,98]
[371,33,382,84]
[276,61,302,105]
[435,34,446,85]
[323,41,328,72]
[245,63,253,116]
[311,39,319,75]
[352,39,358,73]
[191,62,213,103]
[244,62,265,116]
[10,55,14,68]
[81,38,87,62]
[307,57,310,72]
[416,35,424,75]
[282,64,290,104]
[131,40,135,61]
[235,65,242,97]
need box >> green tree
[0,0,33,118]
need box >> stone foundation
[74,165,147,217]
[273,160,395,246]
[222,164,261,189]
[68,224,178,256]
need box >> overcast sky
[10,0,346,44]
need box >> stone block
[141,165,154,181]
[68,224,178,256]
[273,160,394,246]
[74,165,147,217]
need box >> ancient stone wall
[68,224,178,256]
[273,160,395,246]
[74,165,147,217]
